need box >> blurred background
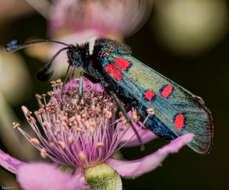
[0,0,228,189]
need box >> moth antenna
[5,39,69,53]
[89,37,96,55]
[37,47,68,81]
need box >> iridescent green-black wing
[101,54,213,154]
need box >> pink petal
[107,133,194,177]
[63,78,103,93]
[49,0,153,37]
[0,149,24,174]
[119,111,157,147]
[121,125,157,147]
[17,162,89,190]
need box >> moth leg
[143,108,155,126]
[78,72,83,104]
[60,65,75,110]
[109,90,145,151]
[61,65,71,98]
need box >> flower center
[15,79,133,167]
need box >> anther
[56,79,62,84]
[12,122,20,129]
[54,130,60,136]
[104,109,112,119]
[28,117,36,124]
[49,142,55,147]
[96,142,104,148]
[78,152,86,161]
[50,80,56,85]
[131,108,139,122]
[39,103,45,108]
[21,106,32,116]
[57,141,66,149]
[35,94,42,100]
[40,148,47,158]
[47,91,54,96]
[43,121,51,129]
[30,138,40,145]
[68,136,74,144]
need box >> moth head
[67,45,83,68]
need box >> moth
[6,38,214,154]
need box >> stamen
[62,124,69,131]
[54,130,60,136]
[68,136,74,144]
[30,138,40,145]
[43,121,51,129]
[40,148,47,158]
[119,112,127,124]
[35,94,42,105]
[57,141,66,149]
[47,91,54,97]
[104,110,112,119]
[132,108,140,122]
[12,122,20,129]
[89,127,95,134]
[49,142,55,147]
[19,78,136,167]
[96,142,104,148]
[21,106,32,116]
[28,117,36,124]
[78,152,87,161]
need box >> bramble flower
[0,79,193,190]
[49,0,153,37]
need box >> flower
[0,79,194,190]
[49,0,153,37]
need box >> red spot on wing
[161,85,174,98]
[104,64,122,81]
[144,90,155,100]
[174,114,185,131]
[114,58,131,71]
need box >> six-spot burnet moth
[5,38,214,154]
